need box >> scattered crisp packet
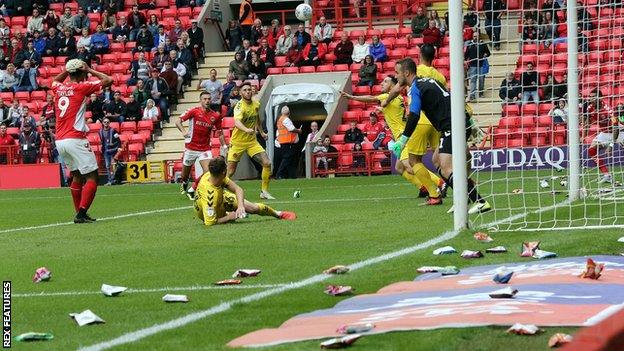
[101,284,127,297]
[14,332,54,342]
[489,287,518,298]
[32,267,51,283]
[486,246,507,253]
[474,232,493,242]
[324,265,350,274]
[579,258,604,279]
[320,334,361,349]
[232,269,261,278]
[493,271,513,284]
[560,178,568,187]
[162,294,189,303]
[521,241,540,257]
[214,279,242,285]
[336,323,375,334]
[69,310,105,326]
[533,249,557,259]
[433,246,457,255]
[548,333,573,348]
[507,323,540,335]
[540,179,550,188]
[512,188,523,194]
[324,285,353,296]
[461,250,484,259]
[440,266,460,275]
[618,236,624,243]
[293,190,301,198]
[416,266,443,273]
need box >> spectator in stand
[379,121,392,149]
[285,46,302,67]
[539,11,557,48]
[352,35,369,64]
[101,86,114,103]
[132,79,150,107]
[344,121,364,144]
[103,0,123,14]
[313,138,329,172]
[128,5,147,41]
[77,28,92,51]
[99,118,122,185]
[113,17,130,43]
[68,45,97,66]
[128,52,151,86]
[32,31,46,56]
[300,36,326,67]
[362,112,384,144]
[260,27,276,49]
[0,64,18,92]
[270,19,283,40]
[240,39,253,62]
[521,16,538,52]
[464,31,490,102]
[104,91,127,122]
[239,0,254,41]
[358,54,377,87]
[221,73,236,104]
[152,45,168,70]
[303,121,319,151]
[229,51,250,80]
[352,143,365,172]
[541,74,556,102]
[539,0,559,23]
[577,26,588,53]
[40,94,56,129]
[578,1,592,30]
[14,60,38,92]
[314,16,333,45]
[0,19,9,49]
[429,10,446,35]
[294,24,311,49]
[102,9,117,33]
[0,100,10,126]
[145,14,159,36]
[226,20,244,52]
[483,0,505,50]
[227,86,240,115]
[146,69,170,122]
[142,99,160,121]
[135,25,154,53]
[521,62,539,103]
[175,41,194,82]
[18,122,40,164]
[57,7,73,31]
[17,106,37,130]
[44,28,62,56]
[276,25,293,56]
[198,69,223,111]
[15,41,41,68]
[422,19,442,48]
[248,51,266,79]
[7,100,22,127]
[188,20,204,59]
[252,40,272,70]
[411,7,428,37]
[464,6,479,29]
[369,35,387,62]
[553,73,567,99]
[161,57,184,95]
[124,95,142,121]
[87,93,105,123]
[334,32,353,65]
[138,0,156,10]
[91,25,110,54]
[27,8,44,35]
[323,135,338,169]
[499,72,522,104]
[0,125,14,164]
[71,8,90,34]
[549,98,568,124]
[59,27,77,56]
[43,9,60,31]
[250,19,263,46]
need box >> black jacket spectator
[68,47,98,67]
[15,46,42,68]
[99,126,121,155]
[112,23,131,41]
[293,28,311,49]
[464,10,478,28]
[59,33,77,56]
[145,76,169,98]
[225,22,243,51]
[464,38,490,67]
[257,45,275,67]
[499,74,521,102]
[521,68,538,92]
[127,9,147,30]
[44,31,62,56]
[334,37,354,65]
[125,97,142,121]
[18,125,40,164]
[187,24,204,55]
[87,96,105,122]
[104,97,127,122]
[344,125,364,144]
[553,76,567,99]
[135,28,154,52]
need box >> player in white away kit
[52,59,113,223]
[175,91,226,200]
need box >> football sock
[257,203,279,218]
[70,180,83,212]
[588,146,609,175]
[261,166,271,192]
[401,171,422,188]
[429,170,443,188]
[79,179,98,212]
[413,163,439,198]
[467,178,484,203]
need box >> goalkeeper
[387,58,491,214]
[193,156,297,226]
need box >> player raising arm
[193,156,297,226]
[52,59,113,223]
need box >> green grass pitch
[1,174,623,350]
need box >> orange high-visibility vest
[239,1,254,25]
[277,115,297,144]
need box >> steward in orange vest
[239,0,254,41]
[275,106,302,179]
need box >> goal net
[462,0,624,231]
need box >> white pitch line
[78,198,574,351]
[13,284,288,298]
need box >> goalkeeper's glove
[391,135,409,158]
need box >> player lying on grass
[387,58,491,214]
[193,156,297,226]
[340,75,444,206]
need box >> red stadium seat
[381,28,397,39]
[316,65,333,72]
[337,124,350,133]
[299,66,316,73]
[267,67,282,75]
[349,30,365,40]
[282,67,299,74]
[88,123,102,133]
[394,38,408,48]
[129,134,145,145]
[353,86,371,95]
[31,91,46,101]
[109,122,120,131]
[333,64,349,72]
[15,91,30,103]
[350,63,362,73]
[521,104,538,117]
[331,134,345,144]
[342,111,361,123]
[498,116,520,128]
[120,122,137,133]
[275,56,287,67]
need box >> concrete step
[147,151,183,161]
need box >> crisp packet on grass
[473,232,493,242]
[101,284,127,297]
[493,271,514,284]
[507,323,540,335]
[548,333,572,348]
[14,332,53,342]
[521,241,540,257]
[232,269,261,278]
[533,249,557,259]
[440,266,460,275]
[416,266,443,273]
[618,236,624,243]
[214,279,242,285]
[433,246,456,255]
[324,285,353,296]
[162,294,188,302]
[336,323,374,334]
[324,265,350,274]
[320,334,361,349]
[32,267,51,283]
[486,246,507,253]
[579,258,604,279]
[461,250,484,259]
[489,287,518,298]
[69,310,105,326]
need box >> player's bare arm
[380,84,404,108]
[339,91,378,104]
[234,118,254,134]
[175,118,188,138]
[226,179,247,219]
[82,62,114,87]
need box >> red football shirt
[179,107,222,151]
[52,80,102,140]
[586,103,616,133]
[363,121,385,142]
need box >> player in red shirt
[584,90,622,184]
[175,91,226,199]
[52,59,113,223]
